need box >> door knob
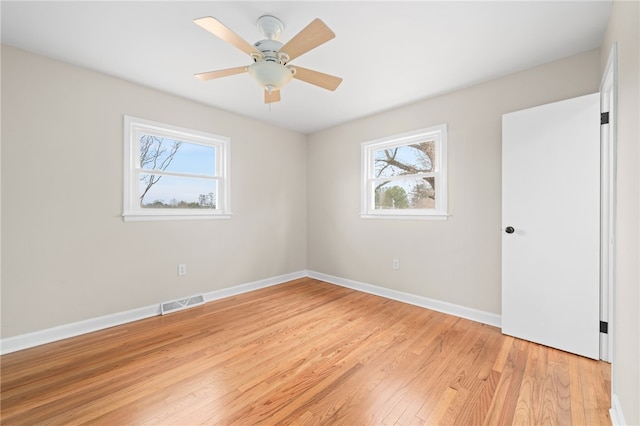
[505,226,515,234]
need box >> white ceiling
[1,1,611,134]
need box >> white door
[502,93,600,359]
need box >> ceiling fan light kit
[248,61,295,92]
[194,14,342,104]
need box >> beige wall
[307,49,601,315]
[1,45,308,338]
[601,1,640,424]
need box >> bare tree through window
[374,142,435,209]
[139,135,182,203]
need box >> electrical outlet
[178,264,187,276]
[392,258,400,270]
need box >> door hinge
[601,112,610,125]
[600,321,609,334]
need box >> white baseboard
[202,270,307,302]
[307,270,502,328]
[0,304,161,355]
[610,393,627,426]
[0,270,307,355]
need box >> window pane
[374,141,434,178]
[374,177,435,210]
[139,136,216,176]
[139,174,217,209]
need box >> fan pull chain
[266,86,273,112]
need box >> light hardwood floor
[1,278,611,425]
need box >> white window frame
[361,124,448,220]
[123,115,231,221]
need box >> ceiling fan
[194,15,342,104]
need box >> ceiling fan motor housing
[253,39,285,63]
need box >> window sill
[360,213,449,221]
[123,213,232,222]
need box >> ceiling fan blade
[194,66,247,81]
[194,17,263,58]
[278,19,335,62]
[265,89,281,104]
[293,66,342,91]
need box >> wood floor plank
[512,343,540,425]
[1,278,611,425]
[569,350,588,425]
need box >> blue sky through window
[140,136,216,176]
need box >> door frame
[599,43,617,363]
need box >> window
[123,116,230,221]
[361,124,447,219]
